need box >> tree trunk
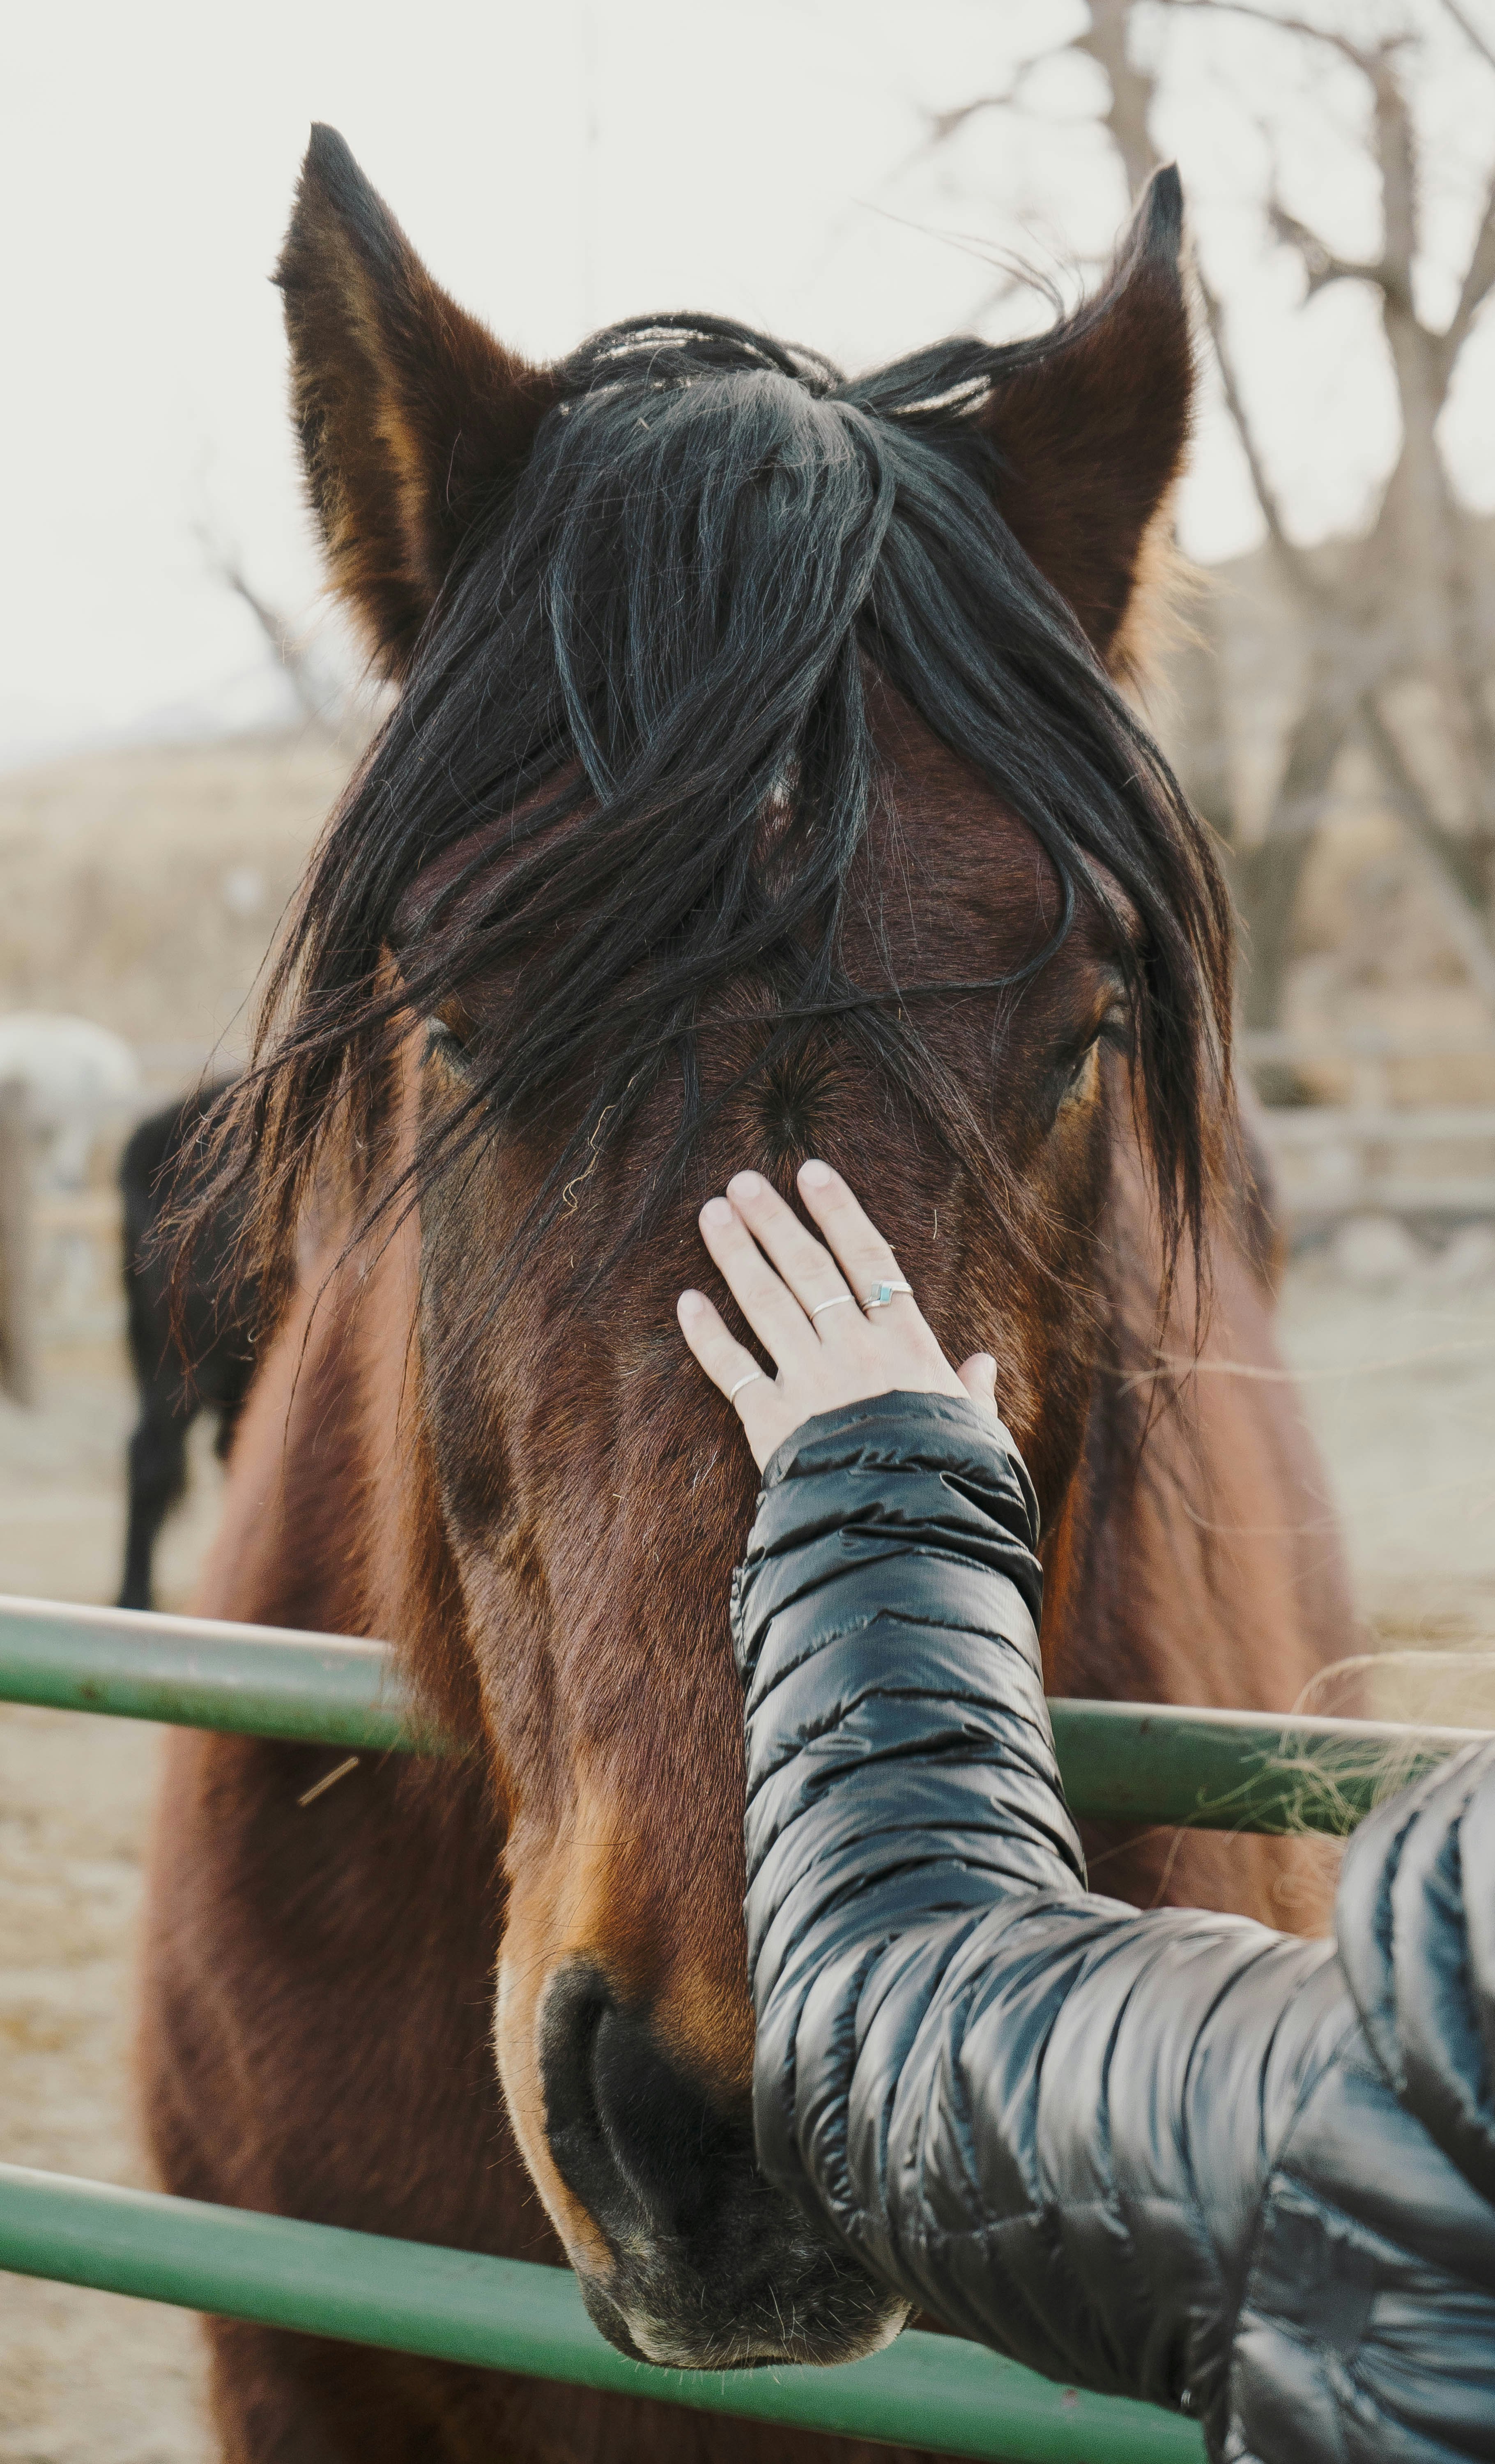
[1234,835,1316,1034]
[1233,692,1355,1031]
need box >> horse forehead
[391,685,1126,958]
[866,688,1133,954]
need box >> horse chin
[574,2249,912,2373]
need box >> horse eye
[1060,1042,1100,1099]
[423,998,479,1074]
[1095,1008,1133,1062]
[1049,1008,1130,1124]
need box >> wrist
[759,1386,1029,1498]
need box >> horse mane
[192,311,1234,1321]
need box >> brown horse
[141,129,1352,2462]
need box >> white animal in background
[0,1012,140,1187]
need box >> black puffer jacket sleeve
[733,1392,1495,2464]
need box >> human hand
[676,1159,999,1470]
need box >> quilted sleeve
[734,1392,1495,2461]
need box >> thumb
[955,1351,998,1410]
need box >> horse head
[222,127,1231,2369]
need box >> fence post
[0,1079,37,1407]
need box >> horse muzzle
[536,1958,909,2369]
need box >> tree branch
[1077,3,1322,604]
[1161,0,1383,75]
[925,91,1023,147]
[1436,164,1495,390]
[223,565,331,728]
[1074,0,1162,198]
[918,51,1053,159]
[1268,201,1393,302]
[1195,268,1323,601]
[1359,692,1495,1001]
[1234,682,1355,1029]
[1438,0,1495,77]
[196,523,342,733]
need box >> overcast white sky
[5,0,1495,771]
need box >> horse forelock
[206,309,1231,1344]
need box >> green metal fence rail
[0,2165,1203,2462]
[0,1591,1484,1834]
[2,1590,1490,2460]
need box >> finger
[697,1194,816,1364]
[724,1169,853,1327]
[676,1289,771,1415]
[956,1352,998,1408]
[796,1160,913,1316]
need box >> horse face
[403,736,1127,2363]
[271,130,1201,2363]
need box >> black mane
[217,313,1232,1309]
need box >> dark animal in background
[117,1086,255,1611]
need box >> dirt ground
[0,1360,223,2464]
[0,726,345,2459]
[4,1249,1495,2458]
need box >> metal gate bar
[1,1594,1486,2459]
[0,2163,1203,2462]
[1,1592,1484,1834]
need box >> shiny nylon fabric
[732,1393,1495,2463]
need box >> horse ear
[982,166,1192,677]
[275,126,560,679]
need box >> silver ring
[862,1279,915,1312]
[808,1294,855,1322]
[728,1369,764,1403]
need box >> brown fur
[140,135,1354,2460]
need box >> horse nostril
[536,1962,609,2167]
[539,1960,753,2249]
[536,1956,910,2368]
[592,1998,750,2238]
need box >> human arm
[678,1164,1495,2459]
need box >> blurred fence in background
[1241,1030,1495,1232]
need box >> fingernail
[678,1290,706,1319]
[701,1196,733,1228]
[800,1159,832,1190]
[728,1170,764,1200]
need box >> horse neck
[1045,1119,1347,1693]
[1040,1125,1357,1930]
[190,1203,482,1747]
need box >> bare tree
[922,0,1495,1027]
[196,522,381,752]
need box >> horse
[140,127,1354,2463]
[117,1084,256,1610]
